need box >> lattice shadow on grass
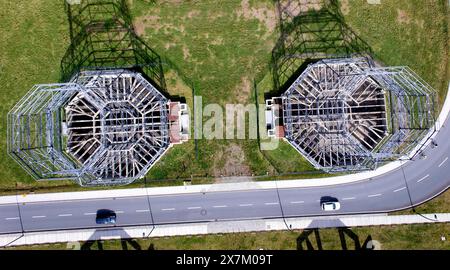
[296,228,375,250]
[60,0,166,94]
[270,0,374,94]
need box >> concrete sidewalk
[1,212,449,248]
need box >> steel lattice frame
[8,70,171,186]
[279,57,435,172]
[8,84,83,181]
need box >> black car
[95,209,117,225]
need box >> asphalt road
[1,122,449,234]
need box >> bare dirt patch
[134,15,162,36]
[211,37,224,46]
[278,0,323,18]
[186,10,201,19]
[234,76,252,102]
[183,46,191,60]
[213,143,252,178]
[397,9,411,24]
[340,0,350,15]
[237,0,277,34]
[164,42,176,50]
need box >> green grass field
[5,222,449,250]
[0,0,448,195]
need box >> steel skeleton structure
[8,70,176,186]
[267,57,435,172]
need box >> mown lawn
[5,222,450,250]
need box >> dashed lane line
[58,214,73,217]
[342,197,355,201]
[161,208,176,211]
[290,201,304,204]
[438,157,448,168]
[393,187,407,193]
[417,174,430,183]
[84,213,96,216]
[32,216,46,219]
[368,194,382,198]
[136,209,150,213]
[264,202,279,205]
[187,207,202,210]
[212,205,228,208]
[239,204,253,207]
[5,217,19,220]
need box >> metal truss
[8,84,83,181]
[278,57,435,172]
[8,69,172,186]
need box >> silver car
[321,201,341,211]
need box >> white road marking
[342,197,355,201]
[136,209,150,213]
[438,157,448,167]
[84,212,96,216]
[115,211,124,214]
[368,194,382,198]
[213,205,227,208]
[239,204,253,207]
[393,187,406,193]
[417,174,430,183]
[264,202,279,205]
[5,217,19,220]
[161,208,175,211]
[187,207,202,210]
[32,215,46,219]
[290,201,304,204]
[58,214,72,217]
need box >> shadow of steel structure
[60,0,166,93]
[271,0,373,92]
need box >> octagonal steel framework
[7,69,183,186]
[266,57,436,172]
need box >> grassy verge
[5,223,449,250]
